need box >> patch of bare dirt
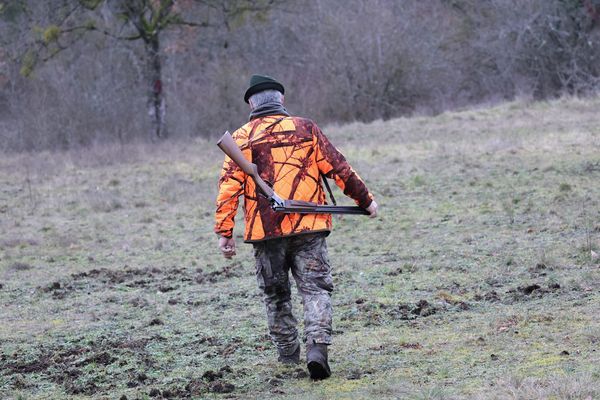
[0,335,240,399]
[505,282,563,302]
[142,365,237,398]
[472,281,563,304]
[8,261,34,271]
[473,290,501,302]
[341,298,464,325]
[40,265,242,299]
[0,335,164,395]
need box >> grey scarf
[249,101,290,120]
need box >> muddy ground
[1,97,599,399]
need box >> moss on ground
[0,97,599,399]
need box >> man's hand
[219,236,236,259]
[366,200,378,218]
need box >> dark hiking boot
[278,345,300,365]
[306,343,331,380]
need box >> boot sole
[307,361,331,380]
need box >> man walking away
[215,74,378,380]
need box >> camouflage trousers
[253,232,334,356]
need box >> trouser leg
[290,233,334,345]
[253,239,299,356]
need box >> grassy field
[1,96,599,399]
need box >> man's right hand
[219,236,236,259]
[366,200,378,218]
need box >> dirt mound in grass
[1,335,160,395]
[1,335,240,397]
[41,265,242,299]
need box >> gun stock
[217,131,275,198]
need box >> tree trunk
[146,35,166,139]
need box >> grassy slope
[0,97,599,399]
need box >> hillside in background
[0,96,599,399]
[1,0,600,151]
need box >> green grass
[1,96,599,399]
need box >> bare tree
[14,0,282,140]
[1,0,599,152]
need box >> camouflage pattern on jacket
[215,115,373,242]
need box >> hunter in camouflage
[215,74,378,380]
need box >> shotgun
[217,131,369,215]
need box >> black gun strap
[321,175,337,206]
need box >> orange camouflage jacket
[215,114,374,242]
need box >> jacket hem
[244,229,331,244]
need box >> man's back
[215,114,373,242]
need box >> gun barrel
[217,131,369,216]
[274,205,369,215]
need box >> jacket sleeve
[214,156,245,238]
[313,124,374,209]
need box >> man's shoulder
[231,121,254,141]
[232,116,320,140]
[286,116,323,138]
[289,116,318,129]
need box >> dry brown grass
[476,373,599,400]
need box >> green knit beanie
[244,74,285,103]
